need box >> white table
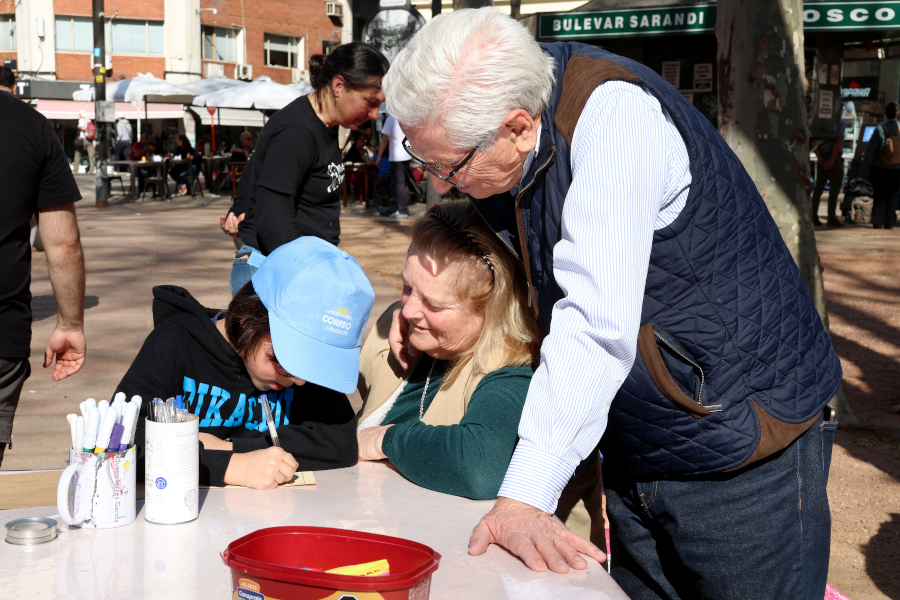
[0,462,628,599]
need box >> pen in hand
[260,395,281,448]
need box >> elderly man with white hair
[383,7,842,600]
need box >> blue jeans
[605,415,836,600]
[230,245,266,296]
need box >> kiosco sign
[538,1,900,40]
[802,2,900,30]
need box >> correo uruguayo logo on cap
[327,306,353,321]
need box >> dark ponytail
[309,42,389,100]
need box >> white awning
[195,107,267,128]
[35,100,184,120]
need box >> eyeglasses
[402,136,481,184]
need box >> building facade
[0,0,352,91]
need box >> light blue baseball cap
[251,237,375,394]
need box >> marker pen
[79,401,87,421]
[127,397,142,445]
[93,408,118,453]
[82,410,100,453]
[260,395,281,448]
[67,414,78,451]
[113,392,126,405]
[75,416,85,453]
[107,424,124,453]
[84,398,97,416]
[118,402,137,451]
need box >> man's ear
[505,109,539,152]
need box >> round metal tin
[5,517,58,545]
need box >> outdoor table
[230,161,248,198]
[107,160,142,198]
[343,163,372,208]
[202,155,229,193]
[0,461,627,599]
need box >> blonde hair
[410,200,541,387]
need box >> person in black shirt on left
[170,134,198,196]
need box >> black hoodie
[115,285,358,486]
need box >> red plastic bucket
[221,526,441,600]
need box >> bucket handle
[220,550,229,565]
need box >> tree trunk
[716,0,857,422]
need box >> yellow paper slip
[201,471,316,489]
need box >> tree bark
[716,0,857,422]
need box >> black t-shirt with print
[239,95,344,254]
[0,91,82,357]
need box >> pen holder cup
[57,447,137,529]
[144,414,200,524]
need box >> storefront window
[265,33,300,68]
[0,15,15,51]
[202,26,240,63]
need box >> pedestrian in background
[0,73,87,467]
[73,109,96,174]
[863,101,900,229]
[376,115,412,218]
[811,118,845,227]
[113,113,133,169]
[231,42,388,293]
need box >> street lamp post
[92,0,109,208]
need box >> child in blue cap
[114,237,375,489]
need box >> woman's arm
[380,368,532,500]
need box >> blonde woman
[356,200,603,544]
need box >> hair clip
[429,212,495,273]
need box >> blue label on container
[154,477,167,489]
[237,590,264,600]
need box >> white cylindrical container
[144,415,199,524]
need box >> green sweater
[380,358,533,500]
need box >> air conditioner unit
[205,63,225,78]
[235,64,253,80]
[326,2,343,18]
[291,68,309,83]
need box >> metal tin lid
[5,518,58,545]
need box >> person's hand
[199,432,233,451]
[822,160,833,171]
[219,212,245,237]
[388,305,420,370]
[224,447,299,489]
[468,497,606,574]
[357,425,392,461]
[376,157,382,168]
[43,327,86,382]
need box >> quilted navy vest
[471,42,842,478]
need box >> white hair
[383,7,555,150]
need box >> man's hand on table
[468,496,607,573]
[388,305,420,370]
[357,425,392,461]
[220,212,245,238]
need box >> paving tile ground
[3,177,899,598]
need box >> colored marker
[79,401,87,421]
[260,395,280,448]
[84,398,97,416]
[75,416,85,453]
[118,402,137,451]
[67,414,78,450]
[97,400,109,425]
[107,424,124,453]
[82,410,100,453]
[127,396,142,445]
[93,407,118,453]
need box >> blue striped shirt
[498,81,692,513]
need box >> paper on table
[201,471,316,489]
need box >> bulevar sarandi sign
[539,1,900,40]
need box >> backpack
[879,123,900,165]
[85,121,96,141]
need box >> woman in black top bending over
[223,43,388,292]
